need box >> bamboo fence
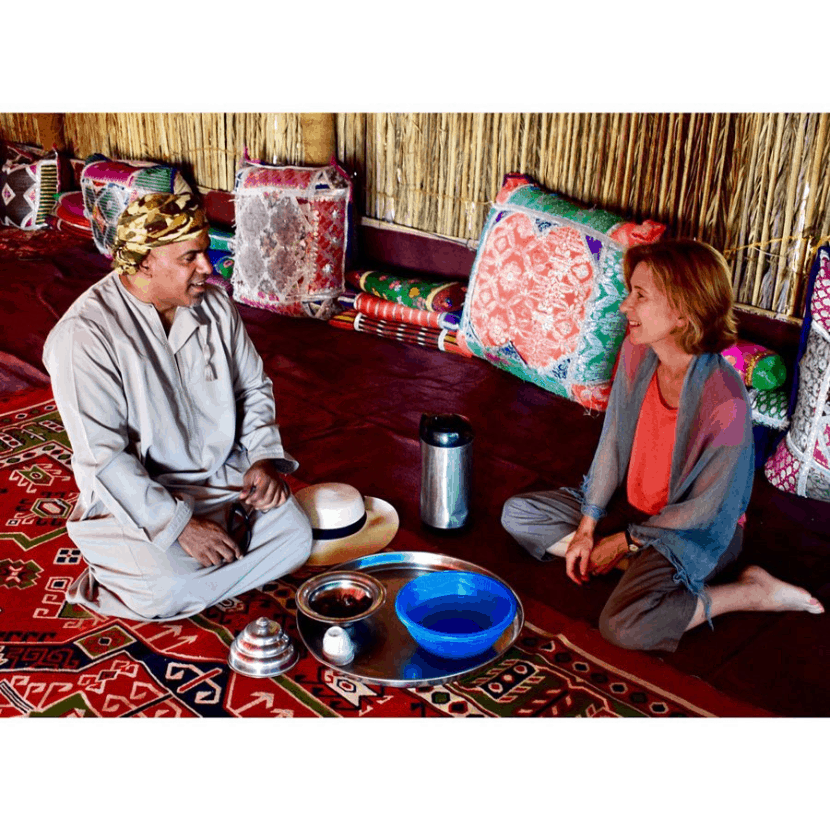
[2,111,829,319]
[337,113,830,320]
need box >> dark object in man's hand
[227,502,253,555]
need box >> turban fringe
[112,193,208,275]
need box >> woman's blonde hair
[623,238,738,354]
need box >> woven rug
[0,387,769,718]
[0,227,93,261]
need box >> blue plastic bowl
[395,571,517,660]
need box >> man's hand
[587,532,628,576]
[178,516,242,567]
[240,459,290,512]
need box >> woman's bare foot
[738,565,825,614]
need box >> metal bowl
[296,571,386,625]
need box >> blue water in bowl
[409,597,494,635]
[396,571,517,659]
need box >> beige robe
[43,272,311,620]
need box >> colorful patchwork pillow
[1,150,60,230]
[765,246,830,501]
[459,173,665,410]
[347,270,466,312]
[231,157,351,319]
[80,155,193,257]
[722,340,787,390]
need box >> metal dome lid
[419,413,474,447]
[228,617,299,678]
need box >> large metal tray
[295,551,524,688]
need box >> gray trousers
[501,488,743,652]
[66,495,313,622]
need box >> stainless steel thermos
[419,413,474,529]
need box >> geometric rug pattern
[0,388,751,717]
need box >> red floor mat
[0,387,769,717]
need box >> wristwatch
[624,528,641,554]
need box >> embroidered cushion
[0,150,60,230]
[765,246,830,501]
[722,340,787,390]
[231,158,351,319]
[80,156,192,257]
[460,173,665,411]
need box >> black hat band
[311,511,368,541]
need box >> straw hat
[294,482,399,565]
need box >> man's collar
[112,271,208,350]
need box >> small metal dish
[296,571,386,625]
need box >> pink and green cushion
[722,340,787,390]
[231,157,350,319]
[80,156,192,257]
[459,173,665,411]
[765,246,830,501]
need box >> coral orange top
[627,372,678,515]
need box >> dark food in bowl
[310,587,374,619]
[296,570,386,624]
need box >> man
[43,192,312,621]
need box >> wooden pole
[34,113,66,152]
[300,113,335,165]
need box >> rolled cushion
[460,173,665,411]
[53,192,91,229]
[765,246,830,501]
[329,308,473,358]
[722,340,787,390]
[351,289,461,330]
[348,270,466,313]
[46,215,93,238]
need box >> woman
[501,239,823,651]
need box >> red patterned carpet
[0,386,770,717]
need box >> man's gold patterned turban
[112,192,208,275]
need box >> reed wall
[2,111,828,319]
[338,113,830,320]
